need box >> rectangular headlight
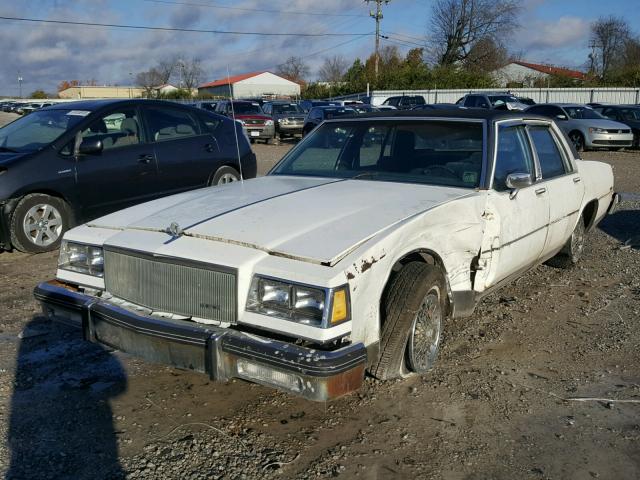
[246,276,350,328]
[589,127,606,133]
[58,241,104,277]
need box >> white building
[198,71,301,98]
[491,61,586,87]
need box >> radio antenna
[227,65,244,184]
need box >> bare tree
[157,56,179,85]
[428,0,521,66]
[589,16,631,78]
[318,55,348,84]
[178,58,203,97]
[276,56,309,83]
[464,37,509,73]
[135,68,163,97]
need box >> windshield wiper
[0,146,19,153]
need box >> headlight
[265,120,274,126]
[246,276,350,327]
[58,241,104,277]
[279,118,288,125]
[589,127,606,133]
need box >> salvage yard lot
[1,111,639,479]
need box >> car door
[527,123,584,258]
[142,105,221,195]
[74,106,159,219]
[476,123,550,290]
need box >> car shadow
[598,202,640,250]
[7,317,127,479]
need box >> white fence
[331,88,640,106]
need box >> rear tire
[370,262,446,380]
[546,217,585,269]
[10,193,70,253]
[211,166,240,185]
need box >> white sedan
[36,110,617,401]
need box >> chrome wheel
[406,288,442,372]
[22,203,63,247]
[217,173,239,185]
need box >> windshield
[0,109,87,152]
[273,104,303,114]
[564,106,602,119]
[233,103,263,115]
[322,108,356,119]
[620,108,640,121]
[271,120,483,189]
[489,95,519,106]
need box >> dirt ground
[0,111,639,479]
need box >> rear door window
[144,107,200,142]
[528,126,569,179]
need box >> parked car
[302,106,357,135]
[0,99,256,253]
[351,104,381,113]
[214,100,275,143]
[381,95,426,110]
[21,102,53,115]
[460,92,528,111]
[35,109,616,401]
[526,103,634,151]
[192,101,218,112]
[375,105,397,111]
[591,104,640,147]
[261,101,306,141]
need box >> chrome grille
[104,249,236,323]
[245,119,264,125]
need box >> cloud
[519,16,590,51]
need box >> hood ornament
[166,221,183,237]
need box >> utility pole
[17,72,23,98]
[366,0,389,78]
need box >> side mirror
[556,114,567,120]
[78,138,103,155]
[505,172,532,199]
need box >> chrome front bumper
[34,281,366,401]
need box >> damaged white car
[36,110,618,401]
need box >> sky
[0,0,638,96]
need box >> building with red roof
[198,71,301,98]
[492,61,587,87]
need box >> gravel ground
[1,111,639,479]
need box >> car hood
[235,114,270,121]
[89,176,472,266]
[273,113,306,121]
[573,118,631,129]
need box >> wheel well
[383,249,452,317]
[11,190,75,223]
[207,163,240,185]
[582,199,598,231]
[569,129,584,139]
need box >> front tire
[371,262,446,380]
[10,193,70,253]
[211,166,240,185]
[546,217,585,269]
[569,131,585,152]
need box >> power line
[0,15,373,37]
[384,31,427,43]
[141,0,368,17]
[382,35,425,48]
[269,34,371,70]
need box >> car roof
[45,99,203,111]
[341,109,549,122]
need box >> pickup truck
[35,110,618,401]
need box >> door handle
[138,154,153,164]
[204,143,215,153]
[573,177,581,183]
[535,187,547,195]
